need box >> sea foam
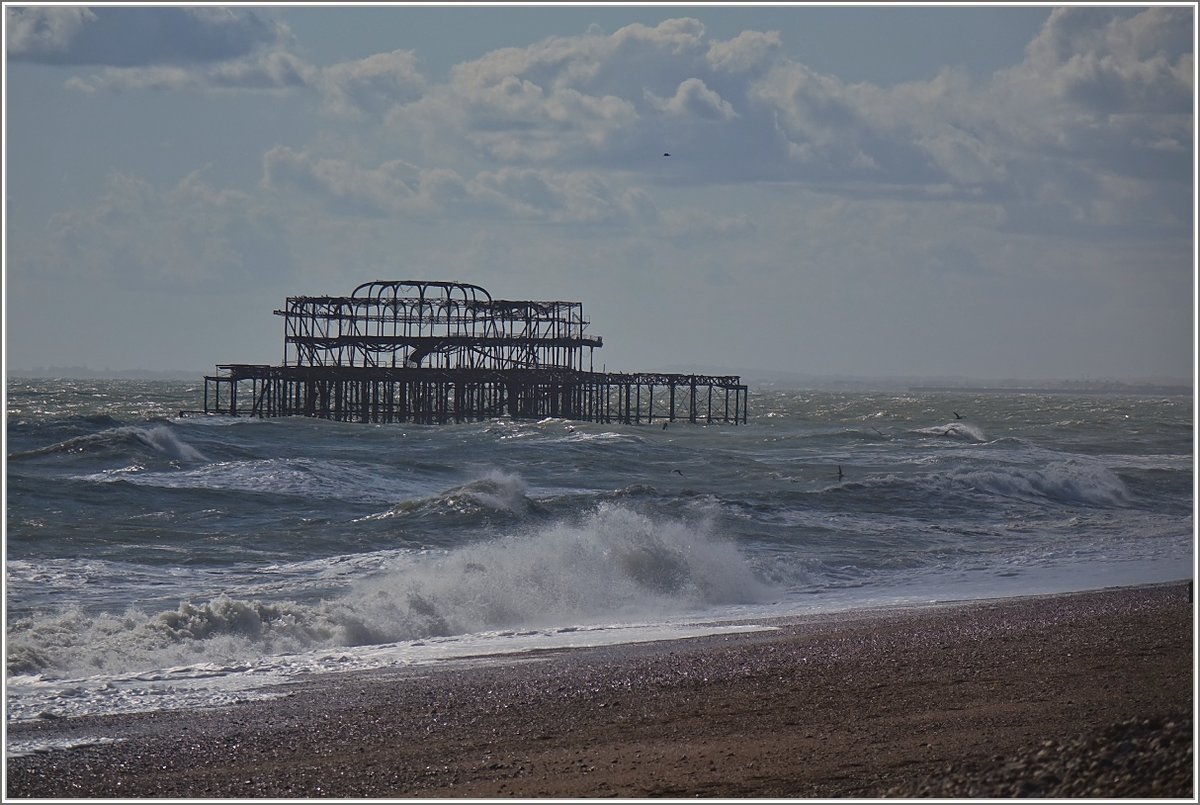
[6,502,773,679]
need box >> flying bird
[663,152,671,157]
[954,411,963,419]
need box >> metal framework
[195,280,747,425]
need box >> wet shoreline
[7,581,1193,798]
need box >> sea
[5,377,1194,746]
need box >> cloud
[10,5,342,97]
[647,77,737,120]
[64,48,426,108]
[734,7,1190,236]
[66,50,316,93]
[466,167,655,223]
[261,146,440,217]
[6,6,283,66]
[282,8,1187,238]
[978,7,1194,232]
[17,169,295,290]
[5,6,95,59]
[318,49,426,117]
[262,146,656,225]
[1018,7,1192,114]
[705,29,782,74]
[23,8,1193,243]
[391,18,764,165]
[59,34,424,115]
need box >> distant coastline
[909,384,1193,396]
[660,365,1191,395]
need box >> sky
[4,4,1195,382]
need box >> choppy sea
[5,378,1193,741]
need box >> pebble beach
[6,581,1193,799]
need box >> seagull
[837,466,844,481]
[954,411,963,420]
[663,152,671,157]
[673,469,684,477]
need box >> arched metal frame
[199,280,748,425]
[276,280,600,372]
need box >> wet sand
[6,582,1193,799]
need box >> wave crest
[9,425,206,463]
[947,460,1132,508]
[7,503,773,678]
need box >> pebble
[885,713,1193,798]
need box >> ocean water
[5,378,1194,730]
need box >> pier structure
[200,280,747,425]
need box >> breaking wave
[7,503,773,678]
[827,459,1133,510]
[8,425,206,464]
[363,469,538,520]
[913,422,987,441]
[938,460,1132,508]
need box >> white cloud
[64,48,427,114]
[979,7,1193,230]
[27,8,1192,206]
[319,50,426,117]
[262,145,657,226]
[466,167,654,224]
[733,7,1190,236]
[994,8,1192,137]
[53,29,426,121]
[262,147,436,217]
[29,6,1187,254]
[67,50,317,93]
[254,8,1188,241]
[705,30,782,74]
[647,78,737,120]
[17,169,295,290]
[389,17,771,166]
[408,58,640,163]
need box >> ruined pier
[199,280,747,425]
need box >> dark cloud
[7,7,282,66]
